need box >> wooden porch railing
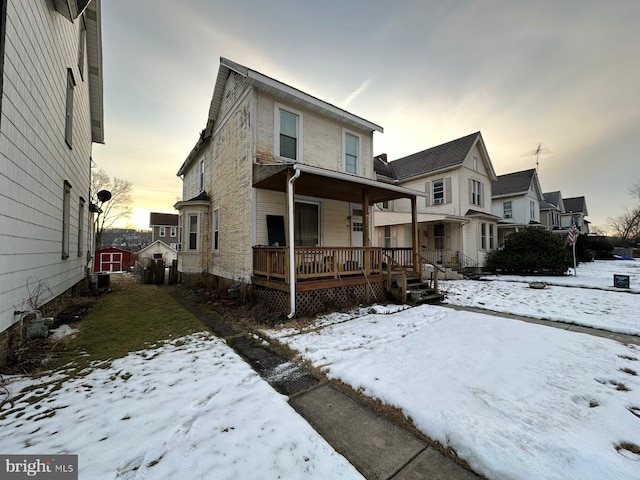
[253,246,383,283]
[383,247,478,270]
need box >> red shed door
[100,252,123,272]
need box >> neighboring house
[561,196,589,234]
[373,132,500,269]
[540,191,565,231]
[174,57,425,316]
[93,247,134,273]
[0,1,104,346]
[137,240,177,266]
[149,212,179,249]
[491,168,545,246]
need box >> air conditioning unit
[504,213,512,219]
[433,198,444,204]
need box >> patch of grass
[66,284,205,367]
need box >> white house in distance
[373,132,500,270]
[0,0,104,360]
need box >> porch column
[362,189,370,303]
[411,196,419,276]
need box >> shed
[137,240,178,266]
[94,247,134,273]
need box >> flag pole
[572,238,577,276]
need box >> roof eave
[85,0,104,144]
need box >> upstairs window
[159,226,166,237]
[65,69,75,148]
[530,201,536,221]
[344,131,360,175]
[433,179,444,204]
[170,227,177,237]
[503,201,512,218]
[470,179,483,206]
[199,159,204,192]
[275,104,302,161]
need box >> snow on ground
[0,333,363,480]
[265,260,640,480]
[441,259,640,335]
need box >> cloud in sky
[94,0,640,230]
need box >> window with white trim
[471,179,483,206]
[503,201,512,218]
[159,226,166,237]
[481,222,487,250]
[530,201,536,221]
[170,227,177,237]
[343,131,360,175]
[275,104,302,161]
[433,179,444,204]
[188,214,198,251]
[213,208,220,252]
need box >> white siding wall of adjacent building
[0,1,95,333]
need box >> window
[65,69,75,148]
[530,201,536,221]
[489,224,494,250]
[275,104,302,161]
[384,226,391,248]
[481,222,487,250]
[159,226,166,237]
[199,159,204,192]
[178,214,183,250]
[473,156,479,171]
[188,214,198,251]
[294,201,319,246]
[471,179,483,206]
[434,224,445,250]
[381,200,389,210]
[503,201,512,218]
[433,179,444,204]
[62,181,71,258]
[170,227,177,237]
[213,208,220,252]
[77,17,86,80]
[77,197,85,257]
[343,131,359,174]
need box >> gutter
[287,166,301,319]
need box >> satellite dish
[97,190,112,203]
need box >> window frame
[62,181,71,259]
[489,223,495,250]
[187,214,199,252]
[65,69,75,148]
[294,199,321,247]
[274,103,303,162]
[342,129,362,175]
[530,200,536,221]
[77,197,85,257]
[433,179,444,204]
[383,225,391,248]
[170,227,177,237]
[481,222,487,250]
[159,226,166,237]
[212,207,220,253]
[503,201,512,219]
[471,179,483,206]
[199,158,205,192]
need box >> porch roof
[374,210,467,227]
[253,163,425,204]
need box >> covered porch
[251,163,426,315]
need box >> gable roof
[178,57,383,176]
[149,212,178,227]
[138,240,177,255]
[492,168,538,198]
[374,132,496,182]
[563,196,588,216]
[542,191,563,210]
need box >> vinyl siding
[0,0,95,333]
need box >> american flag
[568,217,578,246]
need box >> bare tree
[91,169,133,248]
[608,206,640,244]
[630,180,640,201]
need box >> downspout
[287,166,301,319]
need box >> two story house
[149,212,179,250]
[0,0,104,357]
[174,58,425,317]
[373,132,500,270]
[491,168,545,246]
[561,196,589,234]
[540,191,565,231]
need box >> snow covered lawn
[0,333,362,479]
[265,260,640,480]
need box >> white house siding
[0,1,95,334]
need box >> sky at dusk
[92,0,640,232]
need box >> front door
[350,204,363,247]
